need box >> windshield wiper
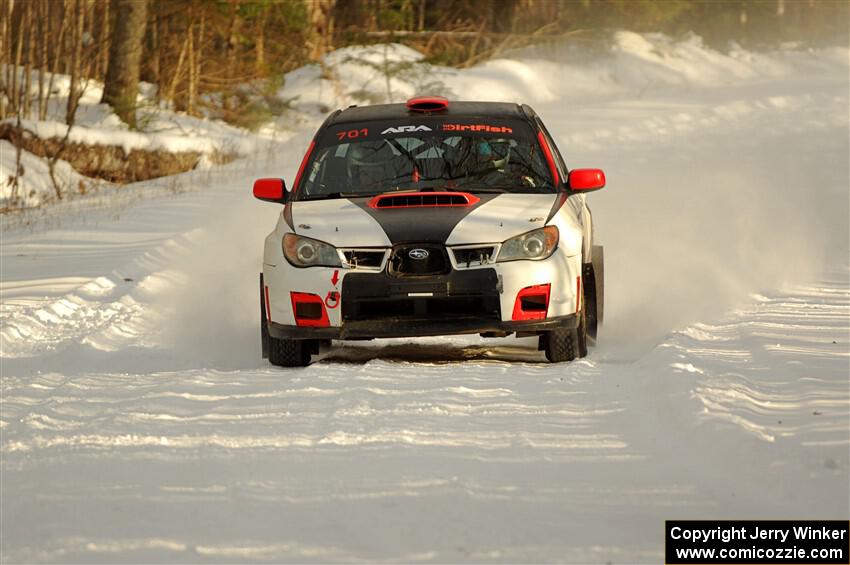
[457,187,509,193]
[298,192,361,201]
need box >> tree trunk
[65,0,84,125]
[304,0,336,61]
[147,5,158,88]
[167,32,189,108]
[0,0,11,119]
[186,18,195,115]
[11,0,24,114]
[194,12,204,107]
[255,5,268,75]
[22,0,33,118]
[94,0,109,81]
[37,0,47,120]
[101,0,147,128]
[226,5,239,81]
[44,0,69,121]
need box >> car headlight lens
[496,226,559,262]
[283,234,342,268]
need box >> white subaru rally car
[254,97,605,366]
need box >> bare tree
[41,0,70,121]
[65,0,84,125]
[305,0,336,61]
[101,0,147,127]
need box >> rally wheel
[268,336,312,367]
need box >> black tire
[260,274,269,359]
[583,246,604,340]
[542,307,587,363]
[261,273,312,368]
[576,305,588,358]
[543,326,577,363]
[268,336,312,367]
[592,245,604,327]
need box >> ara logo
[381,125,433,135]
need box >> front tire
[543,308,587,363]
[261,273,312,367]
[268,336,312,367]
[543,327,576,362]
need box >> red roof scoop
[406,96,449,113]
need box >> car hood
[288,193,560,247]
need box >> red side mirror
[568,169,606,192]
[253,178,287,203]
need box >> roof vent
[406,96,449,113]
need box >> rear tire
[268,336,312,367]
[584,246,603,340]
[260,274,270,359]
[591,246,604,335]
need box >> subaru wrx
[254,97,605,366]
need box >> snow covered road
[1,36,848,562]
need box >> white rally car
[254,97,605,366]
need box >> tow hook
[325,291,340,309]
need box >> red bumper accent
[290,292,330,327]
[512,283,551,321]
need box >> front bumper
[264,251,582,327]
[269,313,578,340]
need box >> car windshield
[297,131,556,200]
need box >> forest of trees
[1,0,848,128]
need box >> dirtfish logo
[381,125,433,134]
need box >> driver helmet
[345,142,390,190]
[477,138,512,170]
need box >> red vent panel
[512,283,551,321]
[290,292,330,327]
[368,192,480,209]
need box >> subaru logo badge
[408,248,429,260]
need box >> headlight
[282,234,342,268]
[496,226,559,262]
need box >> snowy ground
[1,35,848,562]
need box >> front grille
[341,269,501,323]
[345,296,499,320]
[388,244,449,277]
[451,245,498,268]
[341,249,387,270]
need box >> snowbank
[280,32,849,113]
[0,67,286,209]
[0,140,103,209]
[2,33,846,210]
